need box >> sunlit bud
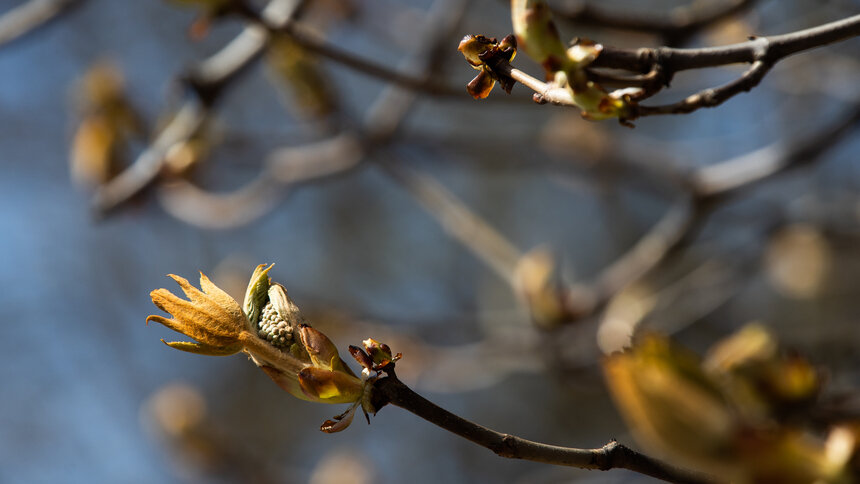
[363,338,400,367]
[149,264,370,431]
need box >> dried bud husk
[458,35,517,99]
[147,272,251,356]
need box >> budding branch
[371,368,720,484]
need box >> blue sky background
[1,0,859,482]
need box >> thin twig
[371,371,719,484]
[593,14,860,73]
[636,60,772,116]
[0,0,82,48]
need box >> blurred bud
[739,428,854,484]
[145,383,208,439]
[142,383,218,480]
[266,34,337,119]
[71,116,121,188]
[514,248,581,328]
[604,334,739,476]
[765,224,831,299]
[606,326,853,483]
[826,425,859,479]
[70,62,143,189]
[704,323,778,372]
[706,324,821,423]
[161,116,214,178]
[540,112,610,161]
[309,448,376,484]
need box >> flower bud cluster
[257,301,293,349]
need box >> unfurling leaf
[604,327,854,483]
[70,62,144,189]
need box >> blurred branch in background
[90,0,307,216]
[0,0,82,48]
[154,0,467,228]
[7,0,852,480]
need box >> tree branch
[371,370,719,484]
[492,15,860,118]
[636,59,772,116]
[593,14,860,73]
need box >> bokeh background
[1,0,859,482]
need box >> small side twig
[636,59,772,116]
[371,370,719,484]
